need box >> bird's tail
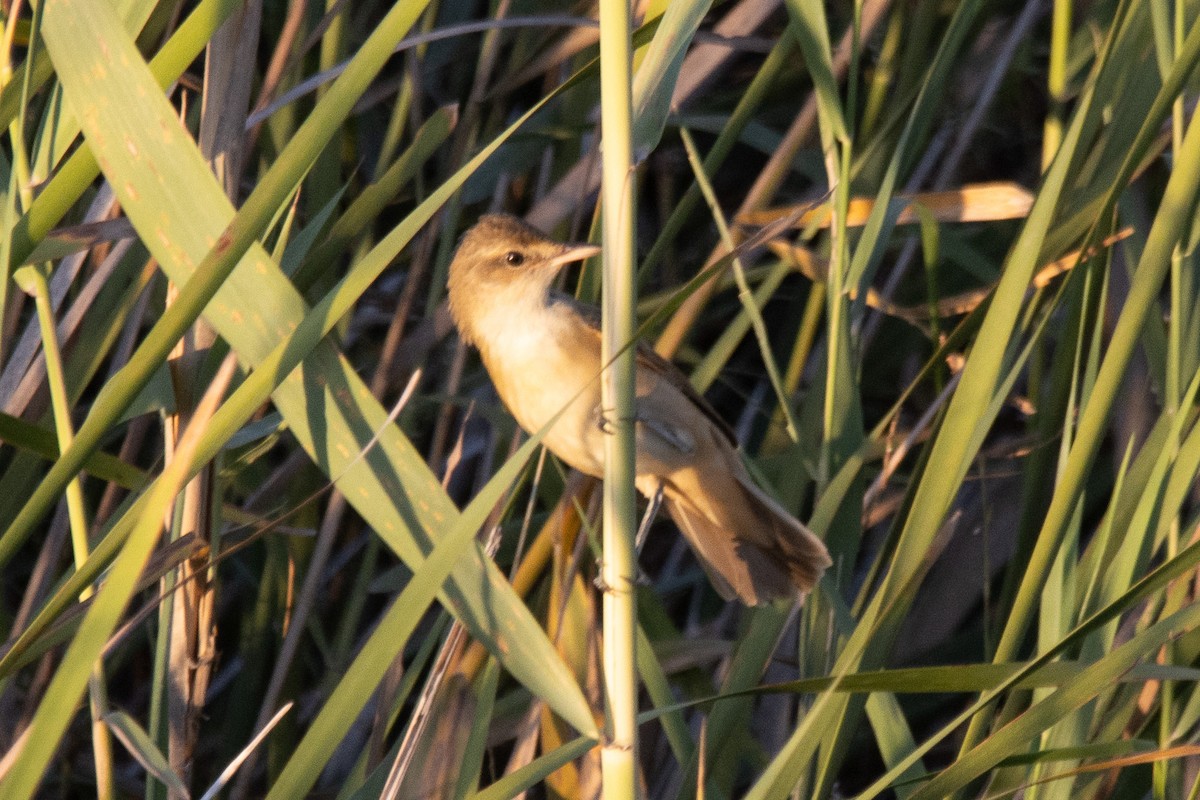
[659,467,832,606]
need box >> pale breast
[476,300,606,476]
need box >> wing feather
[557,293,736,446]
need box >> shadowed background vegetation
[2,0,1200,797]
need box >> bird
[446,213,832,605]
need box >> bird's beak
[546,242,601,270]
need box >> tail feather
[734,472,833,593]
[658,468,832,606]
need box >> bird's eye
[504,251,525,267]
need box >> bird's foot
[593,569,652,593]
[596,408,641,435]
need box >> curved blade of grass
[984,744,1200,800]
[197,702,293,800]
[103,710,190,800]
[631,0,712,156]
[636,623,694,765]
[993,15,1200,665]
[784,0,848,143]
[470,736,600,800]
[455,659,501,799]
[617,660,1200,735]
[38,0,596,736]
[680,126,799,439]
[264,426,549,799]
[0,67,591,693]
[0,358,235,799]
[865,692,924,800]
[907,601,1200,799]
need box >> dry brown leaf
[768,227,1133,325]
[740,182,1035,229]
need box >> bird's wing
[633,343,737,447]
[559,294,737,448]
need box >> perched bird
[447,214,831,605]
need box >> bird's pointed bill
[546,243,602,270]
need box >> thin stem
[678,125,799,441]
[1041,0,1070,168]
[598,0,638,794]
[15,264,114,800]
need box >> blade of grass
[993,24,1200,667]
[908,601,1200,799]
[0,357,236,800]
[264,421,552,799]
[37,0,599,736]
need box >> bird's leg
[593,480,664,592]
[636,480,664,554]
[629,482,665,586]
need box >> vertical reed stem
[598,0,638,795]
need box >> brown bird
[447,214,831,605]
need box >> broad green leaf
[38,0,595,736]
[0,411,146,489]
[631,0,713,156]
[265,427,549,799]
[909,601,1200,799]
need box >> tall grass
[1,0,1200,798]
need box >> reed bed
[1,0,1200,798]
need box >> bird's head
[447,214,600,343]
